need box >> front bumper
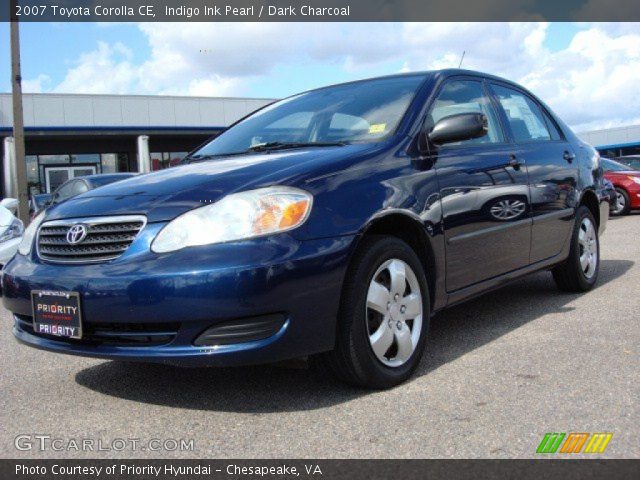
[2,230,354,366]
[628,183,640,209]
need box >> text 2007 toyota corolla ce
[2,70,609,388]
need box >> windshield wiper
[247,141,348,152]
[183,141,348,163]
[183,151,251,163]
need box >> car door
[427,78,532,292]
[489,83,578,264]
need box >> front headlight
[151,186,313,253]
[18,211,45,256]
[627,176,640,185]
[0,217,24,243]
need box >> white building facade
[0,93,273,195]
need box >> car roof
[298,69,524,96]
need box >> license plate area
[31,290,83,339]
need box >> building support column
[3,137,18,198]
[137,135,151,173]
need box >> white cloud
[22,74,51,93]
[28,22,640,130]
[516,26,640,130]
[53,41,137,94]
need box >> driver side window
[429,80,504,146]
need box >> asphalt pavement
[1,214,638,459]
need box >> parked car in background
[0,202,23,267]
[29,193,52,220]
[3,70,609,388]
[602,158,640,216]
[614,155,640,171]
[48,173,138,207]
[603,179,618,214]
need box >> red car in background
[602,158,640,216]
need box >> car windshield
[602,158,632,171]
[191,75,426,158]
[616,157,640,170]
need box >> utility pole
[10,0,30,225]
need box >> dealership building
[577,124,640,159]
[0,93,273,195]
[1,92,639,196]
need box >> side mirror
[428,113,488,145]
[0,198,18,215]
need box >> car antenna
[458,50,466,68]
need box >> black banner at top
[2,0,640,22]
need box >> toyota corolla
[2,70,609,388]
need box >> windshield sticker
[369,123,386,134]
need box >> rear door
[427,78,532,292]
[489,83,578,263]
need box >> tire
[310,235,430,389]
[552,206,599,292]
[611,188,630,216]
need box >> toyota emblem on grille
[66,224,88,244]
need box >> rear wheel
[611,188,630,216]
[552,206,599,292]
[310,236,430,389]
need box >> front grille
[15,314,179,346]
[37,216,146,263]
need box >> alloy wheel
[365,259,423,367]
[612,192,626,214]
[578,217,598,279]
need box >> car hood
[45,144,377,223]
[606,170,640,176]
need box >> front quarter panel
[576,142,609,234]
[297,141,439,240]
[295,141,445,309]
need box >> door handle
[563,151,576,163]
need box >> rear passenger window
[491,84,551,142]
[542,110,562,141]
[428,80,504,145]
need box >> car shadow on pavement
[75,259,633,413]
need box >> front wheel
[310,236,430,389]
[611,188,630,216]
[552,206,599,292]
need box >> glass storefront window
[71,154,101,164]
[150,152,165,171]
[101,153,118,173]
[169,152,187,167]
[151,152,188,171]
[39,154,70,164]
[26,155,41,194]
[26,152,128,193]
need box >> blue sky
[1,22,638,130]
[1,22,580,97]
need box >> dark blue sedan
[2,70,609,388]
